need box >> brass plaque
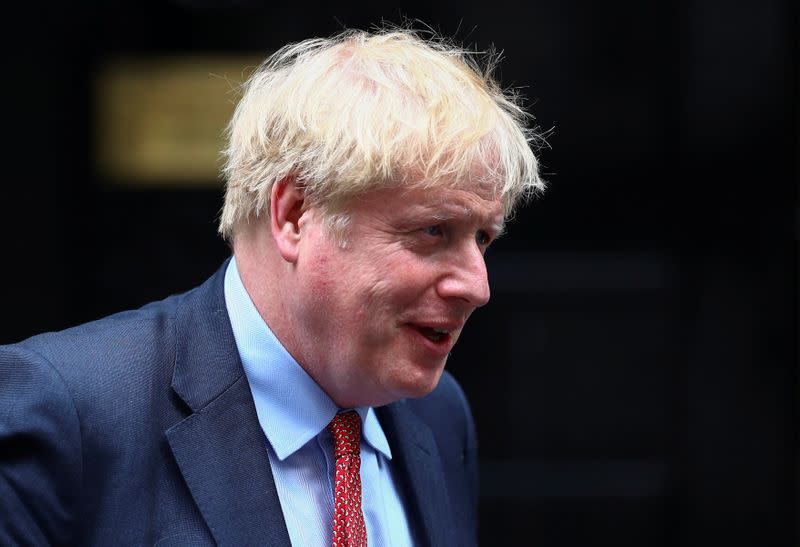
[95,55,263,186]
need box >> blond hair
[219,27,544,240]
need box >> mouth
[401,320,462,360]
[415,325,451,344]
[403,320,462,353]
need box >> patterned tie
[329,411,368,547]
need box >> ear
[270,176,306,263]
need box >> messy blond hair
[219,27,544,240]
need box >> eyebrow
[428,205,507,236]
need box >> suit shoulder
[19,286,195,350]
[2,290,195,397]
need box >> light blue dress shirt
[224,258,414,547]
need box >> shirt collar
[224,257,392,462]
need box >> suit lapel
[166,262,291,547]
[379,401,455,547]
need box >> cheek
[304,263,340,312]
[358,277,393,317]
[306,253,380,317]
[365,262,431,315]
[350,264,419,332]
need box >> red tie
[329,411,368,547]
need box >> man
[0,28,542,546]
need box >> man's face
[291,184,505,407]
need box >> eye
[475,230,491,245]
[422,225,443,237]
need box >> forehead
[351,185,506,227]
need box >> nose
[436,243,491,307]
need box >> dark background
[3,1,797,546]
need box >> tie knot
[329,411,361,457]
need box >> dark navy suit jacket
[0,261,478,546]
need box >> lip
[412,319,463,332]
[403,322,460,357]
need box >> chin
[391,365,445,401]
